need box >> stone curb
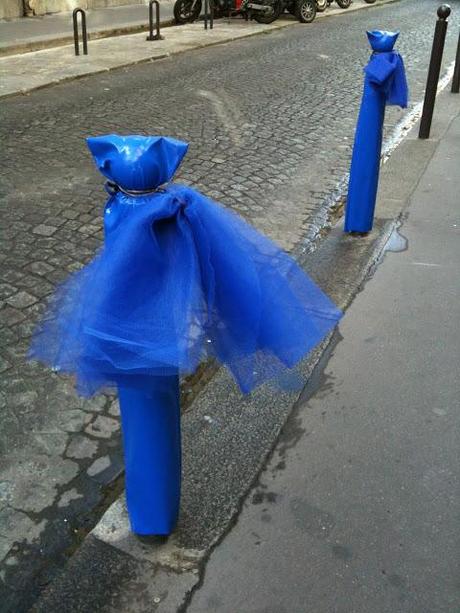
[0,0,400,100]
[30,81,460,613]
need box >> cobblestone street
[0,0,459,609]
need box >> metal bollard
[451,31,460,94]
[72,8,88,56]
[419,4,451,139]
[204,0,214,30]
[146,0,164,41]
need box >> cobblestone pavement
[1,1,459,610]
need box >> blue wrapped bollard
[118,375,181,534]
[31,135,342,534]
[344,31,408,233]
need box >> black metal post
[419,4,451,139]
[204,0,213,30]
[146,0,164,41]
[451,31,460,94]
[72,8,88,56]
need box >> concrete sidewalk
[0,0,397,99]
[188,105,460,611]
[0,2,175,57]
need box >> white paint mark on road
[196,89,243,146]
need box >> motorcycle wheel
[253,0,282,23]
[174,0,202,23]
[296,0,316,22]
[316,0,328,11]
[335,0,352,7]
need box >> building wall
[17,0,144,17]
[87,0,145,7]
[0,0,24,19]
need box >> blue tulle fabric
[30,135,342,396]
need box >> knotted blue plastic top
[87,135,189,190]
[367,29,399,52]
[364,30,408,108]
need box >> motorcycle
[243,0,316,23]
[326,0,377,7]
[326,0,352,8]
[174,0,316,25]
[174,0,203,23]
[295,0,317,22]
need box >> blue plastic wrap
[344,31,408,233]
[31,135,342,396]
[118,375,181,534]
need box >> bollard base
[146,35,165,41]
[118,374,181,536]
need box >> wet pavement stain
[251,491,279,505]
[388,573,408,590]
[384,226,408,254]
[289,499,335,539]
[276,414,306,459]
[331,544,353,561]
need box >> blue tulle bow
[344,31,408,234]
[30,135,342,396]
[365,30,408,108]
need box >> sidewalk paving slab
[187,98,460,613]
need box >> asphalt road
[1,0,459,610]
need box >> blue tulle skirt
[31,142,342,397]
